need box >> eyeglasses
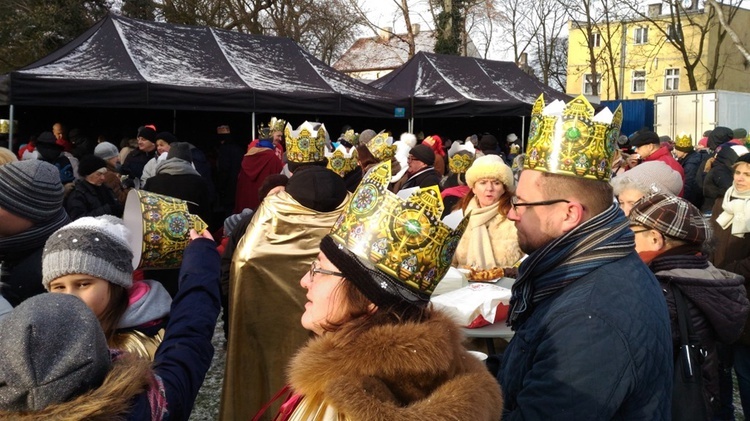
[629,226,652,234]
[510,196,570,211]
[309,260,344,279]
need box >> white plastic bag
[431,283,511,328]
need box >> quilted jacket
[499,252,673,420]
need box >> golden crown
[257,124,271,140]
[366,131,397,162]
[675,134,693,149]
[447,141,476,174]
[285,121,328,163]
[330,161,469,296]
[524,94,622,181]
[341,129,360,146]
[269,117,286,133]
[325,145,359,177]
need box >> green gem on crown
[404,219,422,236]
[566,126,581,141]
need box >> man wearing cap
[64,155,123,221]
[0,160,70,306]
[121,126,158,186]
[734,128,748,146]
[629,193,749,417]
[35,130,78,187]
[390,144,441,194]
[498,96,672,419]
[630,130,685,187]
[221,123,351,421]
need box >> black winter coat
[64,179,123,220]
[679,150,707,209]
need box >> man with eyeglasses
[498,100,672,419]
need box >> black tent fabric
[0,13,404,117]
[371,52,572,118]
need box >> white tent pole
[409,118,414,133]
[252,112,256,140]
[521,116,526,150]
[8,105,15,151]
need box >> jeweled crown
[524,94,622,180]
[269,117,286,133]
[447,141,476,174]
[285,121,328,163]
[330,161,469,296]
[340,129,360,146]
[325,145,358,177]
[675,134,693,149]
[366,131,397,162]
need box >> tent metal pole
[252,113,256,140]
[8,105,15,151]
[521,116,526,151]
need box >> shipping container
[654,90,750,143]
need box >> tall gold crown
[269,117,286,133]
[330,161,469,296]
[675,134,693,149]
[284,121,328,163]
[325,144,359,177]
[524,94,623,180]
[366,131,397,161]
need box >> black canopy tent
[0,13,406,147]
[371,52,572,140]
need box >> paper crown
[675,134,693,149]
[447,141,476,174]
[524,94,623,181]
[366,131,397,161]
[285,121,328,163]
[325,144,359,177]
[269,117,286,133]
[340,129,360,146]
[257,125,272,140]
[329,161,469,297]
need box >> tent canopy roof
[0,13,403,116]
[372,52,572,118]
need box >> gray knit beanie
[0,159,64,223]
[0,293,111,411]
[94,142,120,160]
[42,215,134,290]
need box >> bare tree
[619,0,743,91]
[463,0,502,58]
[706,0,750,62]
[494,0,538,63]
[531,0,567,88]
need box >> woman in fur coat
[260,162,503,421]
[451,154,523,270]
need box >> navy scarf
[507,203,635,330]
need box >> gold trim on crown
[269,117,286,133]
[447,141,476,174]
[524,94,622,180]
[325,145,359,177]
[285,121,328,163]
[675,134,693,149]
[341,129,359,146]
[330,161,469,296]
[366,131,396,162]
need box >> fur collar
[287,310,502,420]
[0,354,152,420]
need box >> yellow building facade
[566,4,750,100]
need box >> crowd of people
[0,100,749,420]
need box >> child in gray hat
[0,226,221,420]
[42,215,172,360]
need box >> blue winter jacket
[499,252,673,420]
[127,238,220,420]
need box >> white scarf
[716,185,750,237]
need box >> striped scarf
[507,203,635,330]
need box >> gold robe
[220,190,350,421]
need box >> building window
[583,73,602,95]
[666,24,682,42]
[634,27,648,44]
[632,70,646,92]
[589,33,601,48]
[665,68,680,91]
